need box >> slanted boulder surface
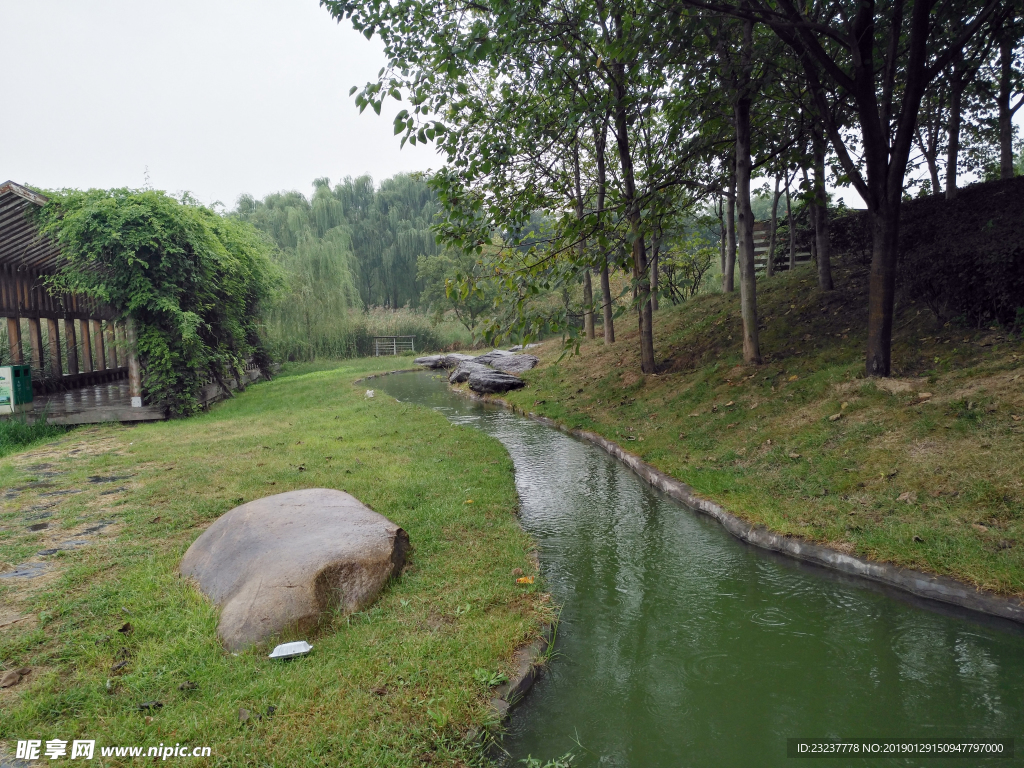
[180,488,409,651]
[440,353,476,369]
[450,361,491,384]
[472,349,514,366]
[490,354,540,376]
[414,355,445,368]
[468,369,527,394]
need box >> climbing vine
[38,188,280,416]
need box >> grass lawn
[0,358,548,767]
[499,259,1024,597]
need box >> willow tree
[236,181,361,359]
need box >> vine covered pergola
[0,180,157,423]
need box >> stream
[378,370,1024,767]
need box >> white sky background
[0,0,438,209]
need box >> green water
[379,371,1024,767]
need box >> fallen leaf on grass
[829,413,843,421]
[973,523,989,533]
[788,453,801,459]
[516,576,534,584]
[788,375,798,381]
[897,492,917,503]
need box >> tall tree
[696,0,1001,375]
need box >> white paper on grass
[268,641,313,659]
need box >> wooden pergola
[0,180,164,423]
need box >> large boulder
[180,489,409,651]
[490,354,539,376]
[468,369,526,394]
[472,349,514,366]
[449,361,491,384]
[414,355,445,368]
[440,353,476,369]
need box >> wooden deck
[12,381,166,425]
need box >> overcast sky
[3,3,1018,212]
[0,0,438,209]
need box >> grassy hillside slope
[1,358,547,767]
[502,260,1024,596]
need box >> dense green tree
[418,247,498,343]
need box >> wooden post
[46,318,63,376]
[91,319,106,371]
[6,317,23,364]
[105,322,117,368]
[26,318,44,375]
[79,319,93,372]
[64,318,79,375]
[126,318,142,407]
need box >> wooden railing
[0,265,142,401]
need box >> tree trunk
[651,232,660,312]
[583,269,595,339]
[785,183,796,270]
[925,143,942,195]
[601,259,614,344]
[734,34,762,365]
[866,203,901,376]
[717,196,726,275]
[724,170,736,292]
[593,115,614,345]
[572,140,595,340]
[812,130,834,290]
[945,52,964,199]
[802,166,818,273]
[998,35,1017,179]
[631,230,656,373]
[610,40,654,373]
[767,175,781,277]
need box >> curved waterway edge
[357,367,1024,626]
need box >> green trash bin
[0,365,34,415]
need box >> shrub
[266,306,475,361]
